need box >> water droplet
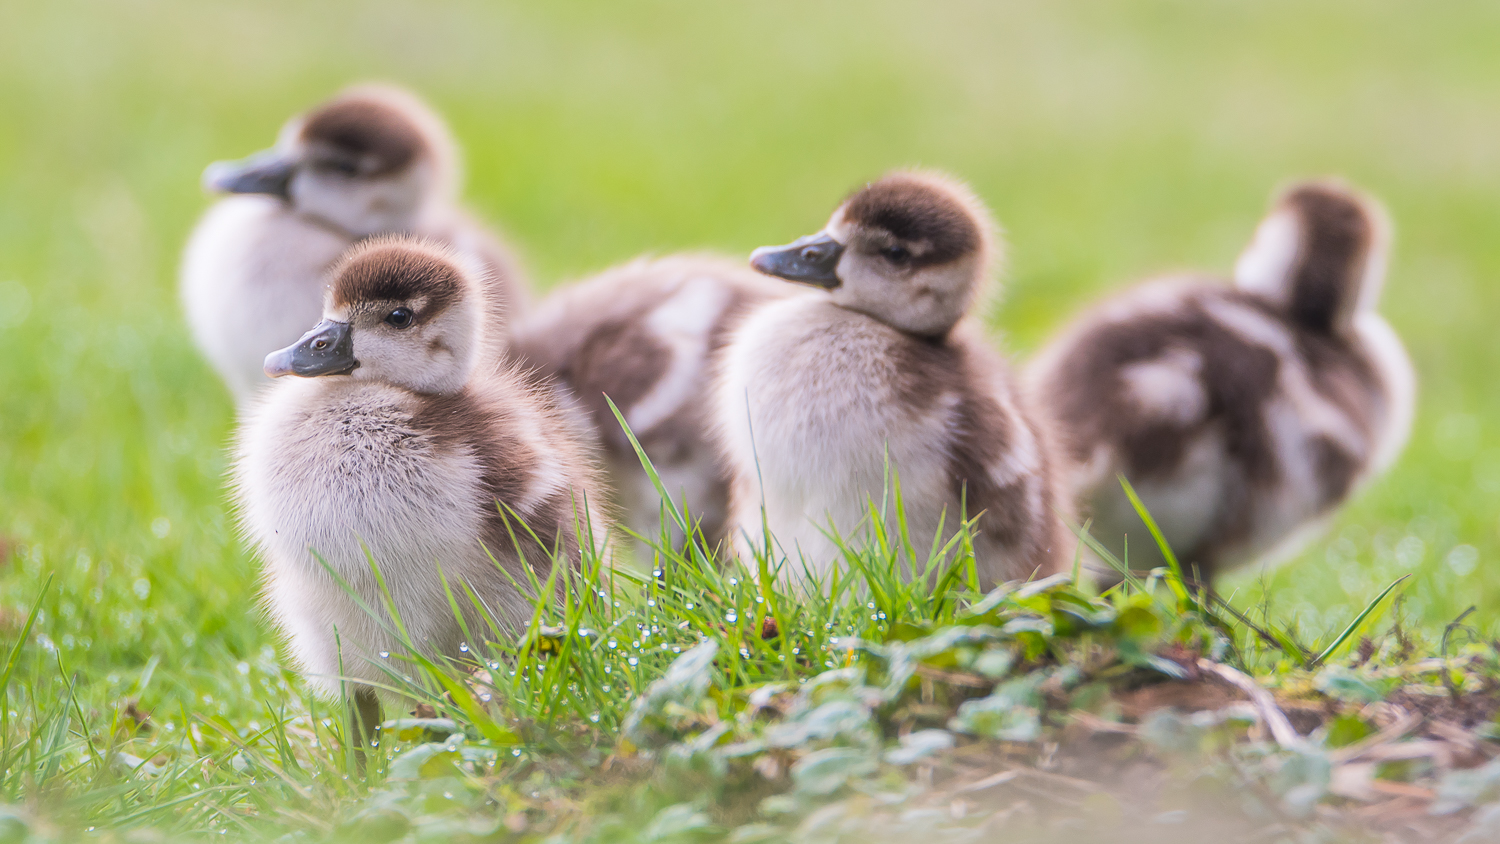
[685,602,694,610]
[628,657,639,666]
[378,651,390,659]
[607,638,618,649]
[458,642,469,653]
[725,612,738,623]
[512,748,522,757]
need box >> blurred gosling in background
[716,171,1067,587]
[510,256,789,551]
[1026,179,1414,584]
[182,84,526,406]
[235,238,606,742]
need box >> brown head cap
[1280,181,1386,332]
[329,236,467,321]
[840,171,989,269]
[298,85,453,179]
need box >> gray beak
[750,232,845,289]
[203,149,296,198]
[264,320,357,378]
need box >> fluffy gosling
[715,171,1067,587]
[1025,179,1415,583]
[235,238,605,736]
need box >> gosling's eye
[386,308,414,329]
[881,245,911,263]
[321,158,360,176]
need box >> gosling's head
[1233,178,1390,334]
[264,238,483,394]
[203,84,457,237]
[750,171,999,336]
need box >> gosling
[1025,179,1415,583]
[714,171,1067,587]
[183,84,525,405]
[510,256,789,550]
[235,238,605,734]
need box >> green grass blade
[1309,574,1409,668]
[0,574,50,700]
[1070,518,1091,589]
[605,395,690,538]
[1207,592,1310,662]
[1117,474,1194,609]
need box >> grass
[5,478,1496,841]
[4,0,1500,840]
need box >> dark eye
[386,308,414,329]
[881,245,911,263]
[321,158,360,176]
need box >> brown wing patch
[887,331,957,412]
[895,329,1058,577]
[1309,435,1361,509]
[949,389,1029,547]
[416,387,582,582]
[1049,292,1280,487]
[302,95,425,176]
[570,319,673,452]
[945,343,1059,576]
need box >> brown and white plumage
[182,84,525,406]
[235,239,605,706]
[714,171,1068,586]
[1026,179,1415,582]
[509,256,791,550]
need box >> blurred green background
[3,0,1499,721]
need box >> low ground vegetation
[4,476,1500,843]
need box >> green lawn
[3,1,1500,839]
